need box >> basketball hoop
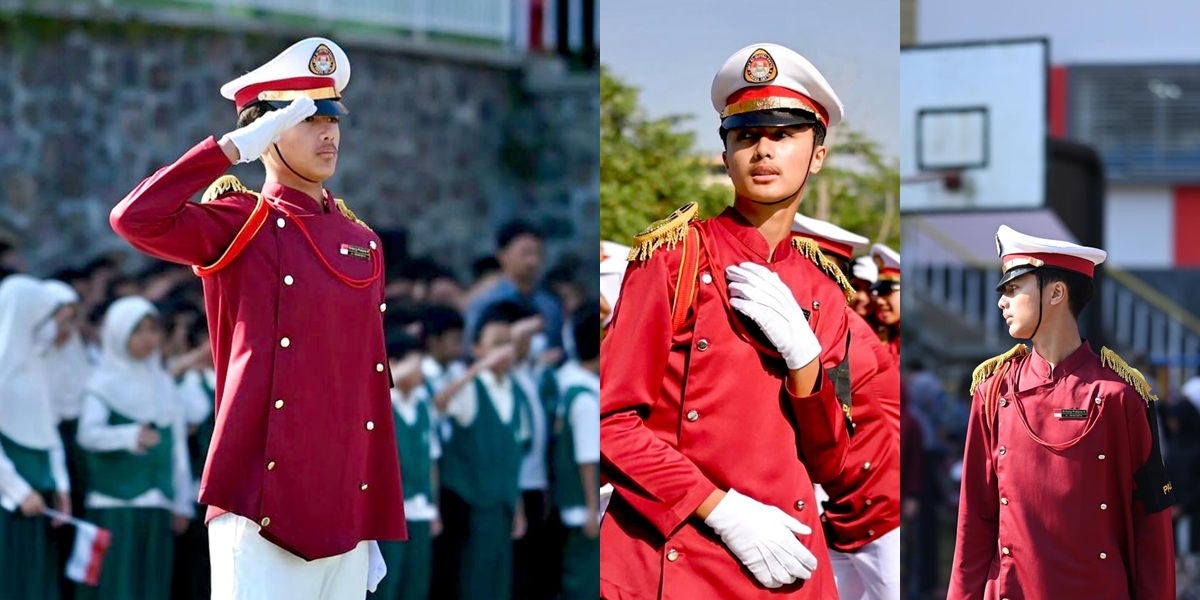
[900,170,963,191]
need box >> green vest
[393,398,433,500]
[0,433,55,493]
[85,407,174,501]
[441,377,528,509]
[552,386,598,510]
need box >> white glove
[223,96,318,164]
[704,489,818,588]
[726,262,822,370]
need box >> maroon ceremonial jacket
[600,207,850,600]
[110,136,407,560]
[948,342,1174,599]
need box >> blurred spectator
[464,221,564,353]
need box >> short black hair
[1035,267,1095,318]
[474,300,534,342]
[386,331,424,360]
[719,121,827,149]
[471,256,501,280]
[422,305,465,338]
[574,303,601,362]
[496,220,544,250]
[236,102,274,129]
[546,254,582,286]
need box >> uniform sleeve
[0,441,33,508]
[177,371,214,426]
[1127,393,1176,600]
[76,395,141,453]
[570,391,600,465]
[947,386,1000,600]
[109,136,254,267]
[49,444,70,493]
[600,252,717,539]
[443,377,479,427]
[786,369,848,484]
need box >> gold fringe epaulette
[334,198,370,229]
[1100,347,1158,402]
[627,202,698,262]
[792,237,854,302]
[970,344,1030,395]
[202,175,251,203]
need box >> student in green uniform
[76,296,194,600]
[0,275,72,600]
[433,301,532,600]
[375,333,442,600]
[553,306,601,600]
[171,315,215,600]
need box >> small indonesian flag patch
[340,243,372,259]
[1053,408,1088,420]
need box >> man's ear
[809,144,828,174]
[1049,281,1067,307]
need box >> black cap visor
[264,98,348,116]
[722,108,818,130]
[995,265,1039,292]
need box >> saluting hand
[726,262,822,371]
[220,96,318,164]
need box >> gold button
[267,461,276,471]
[863,461,871,470]
[1100,503,1108,510]
[701,273,713,285]
[795,500,805,511]
[376,363,385,373]
[868,529,875,536]
[276,218,285,229]
[1000,398,1009,407]
[697,339,709,351]
[1095,397,1102,405]
[1098,454,1105,460]
[813,301,821,310]
[1002,547,1010,555]
[1001,497,1009,505]
[260,517,271,527]
[275,399,284,409]
[999,446,1006,455]
[686,410,699,422]
[865,499,873,506]
[1100,552,1107,559]
[284,275,294,286]
[380,303,387,312]
[360,483,369,491]
[369,240,377,250]
[666,549,678,562]
[280,337,291,348]
[366,421,375,431]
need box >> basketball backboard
[900,38,1048,212]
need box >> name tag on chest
[340,244,372,260]
[1053,408,1088,420]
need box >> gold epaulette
[334,198,370,229]
[970,344,1030,395]
[202,175,252,203]
[1100,347,1158,402]
[791,237,854,302]
[627,202,698,262]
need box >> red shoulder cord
[988,360,1106,451]
[266,197,382,290]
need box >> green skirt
[561,527,599,600]
[375,521,432,600]
[0,495,61,600]
[74,508,174,600]
[459,506,513,600]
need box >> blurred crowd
[0,218,600,600]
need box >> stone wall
[0,14,598,289]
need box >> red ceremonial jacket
[600,208,850,600]
[110,136,407,560]
[948,342,1174,599]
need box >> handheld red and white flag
[45,509,111,586]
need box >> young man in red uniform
[790,214,900,599]
[109,38,406,598]
[600,42,854,599]
[948,225,1175,599]
[870,244,900,368]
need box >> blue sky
[600,0,899,158]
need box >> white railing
[98,0,513,42]
[1101,269,1200,394]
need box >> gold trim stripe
[257,87,340,102]
[721,97,824,123]
[1002,257,1045,272]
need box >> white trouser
[831,526,901,600]
[209,513,369,600]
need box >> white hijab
[41,281,93,420]
[85,297,176,426]
[0,275,63,449]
